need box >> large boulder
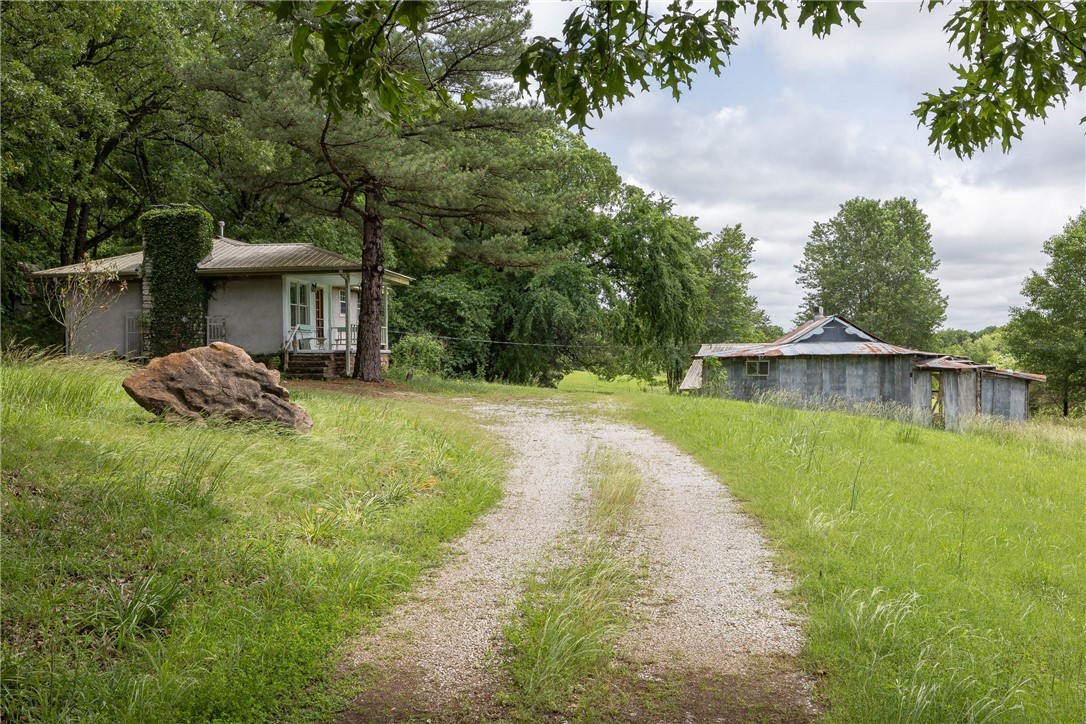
[122,342,312,431]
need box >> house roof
[694,315,938,359]
[32,237,413,286]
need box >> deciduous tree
[795,197,947,349]
[1004,209,1086,416]
[41,257,127,355]
[699,225,775,343]
[1,2,221,267]
[269,1,1086,156]
[598,186,708,392]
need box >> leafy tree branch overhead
[267,0,1086,156]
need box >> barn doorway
[931,371,944,428]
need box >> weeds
[504,555,636,710]
[751,388,929,426]
[586,447,642,534]
[85,575,185,648]
[163,436,231,510]
[849,454,865,512]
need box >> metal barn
[913,356,1043,429]
[680,315,1045,428]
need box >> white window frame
[289,281,312,328]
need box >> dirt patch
[576,658,817,723]
[289,378,415,400]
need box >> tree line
[2,1,1082,408]
[1,1,776,389]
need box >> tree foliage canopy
[2,0,800,391]
[1004,209,1086,416]
[795,197,947,349]
[698,225,778,344]
[268,0,1085,155]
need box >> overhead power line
[388,328,647,352]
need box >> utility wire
[388,328,649,352]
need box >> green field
[2,360,1083,722]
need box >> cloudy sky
[528,1,1086,332]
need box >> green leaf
[291,25,313,66]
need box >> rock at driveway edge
[122,342,313,432]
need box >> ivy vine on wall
[140,206,213,356]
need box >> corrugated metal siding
[717,355,916,405]
[911,370,933,425]
[981,374,1028,421]
[944,370,978,431]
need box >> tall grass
[501,447,643,711]
[0,353,505,722]
[618,392,1086,723]
[586,447,643,534]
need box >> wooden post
[341,271,352,377]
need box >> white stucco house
[33,234,411,375]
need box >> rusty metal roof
[32,237,412,285]
[694,342,764,356]
[679,358,703,391]
[913,356,978,371]
[695,315,934,359]
[987,368,1047,382]
[915,356,1046,382]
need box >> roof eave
[196,267,413,284]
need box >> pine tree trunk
[60,194,79,266]
[73,201,92,263]
[1064,388,1070,417]
[353,188,385,382]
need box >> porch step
[283,353,346,380]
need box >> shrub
[391,334,446,379]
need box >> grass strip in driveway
[500,447,642,714]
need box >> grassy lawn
[607,385,1085,722]
[0,354,505,722]
[4,359,1083,722]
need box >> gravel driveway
[340,400,814,720]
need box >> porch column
[382,284,389,351]
[341,271,352,377]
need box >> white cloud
[527,1,1086,332]
[748,1,960,94]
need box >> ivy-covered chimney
[139,206,213,356]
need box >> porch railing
[207,316,227,344]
